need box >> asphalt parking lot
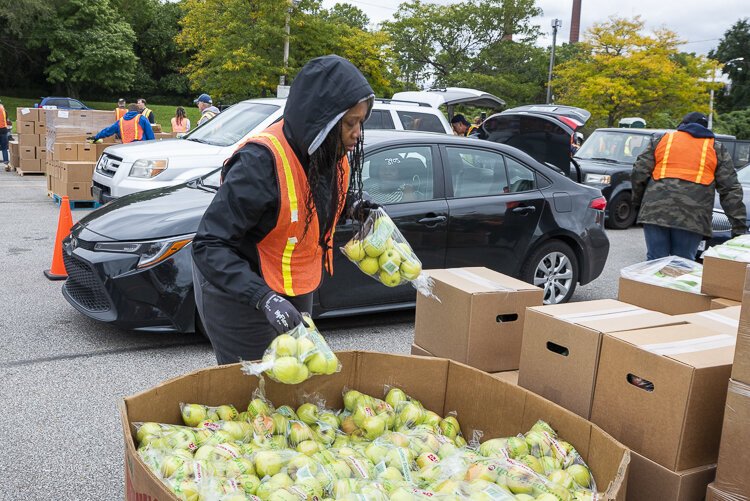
[0,169,646,499]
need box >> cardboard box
[76,143,97,162]
[591,323,735,471]
[18,134,40,147]
[16,107,45,123]
[20,146,35,160]
[491,370,519,385]
[710,298,741,309]
[120,351,630,500]
[702,256,749,302]
[414,268,543,372]
[733,270,750,385]
[673,306,740,336]
[713,379,750,497]
[519,299,683,419]
[18,158,42,172]
[36,147,47,162]
[60,161,95,183]
[18,121,35,135]
[94,142,110,160]
[410,343,432,357]
[627,451,716,501]
[56,181,93,200]
[705,483,737,501]
[618,277,714,314]
[53,143,79,162]
[34,123,46,136]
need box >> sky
[320,0,746,56]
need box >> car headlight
[129,159,168,178]
[584,173,611,185]
[94,234,194,269]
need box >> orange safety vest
[115,108,127,120]
[653,131,717,185]
[119,117,144,144]
[0,106,7,129]
[239,120,350,296]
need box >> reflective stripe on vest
[242,121,350,296]
[0,106,7,129]
[141,108,152,120]
[653,131,717,185]
[119,117,144,144]
[115,108,127,120]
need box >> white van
[91,98,453,203]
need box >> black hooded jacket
[192,55,374,306]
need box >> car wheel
[522,240,579,305]
[606,192,637,229]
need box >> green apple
[363,234,387,257]
[378,248,402,273]
[548,469,575,490]
[385,388,408,410]
[438,416,460,440]
[536,494,562,501]
[361,414,387,440]
[518,454,544,474]
[224,457,256,478]
[396,402,424,428]
[254,450,286,477]
[478,438,508,457]
[296,439,321,455]
[236,474,261,495]
[343,240,366,261]
[296,403,319,425]
[379,466,404,482]
[531,420,557,438]
[170,479,199,501]
[506,436,530,459]
[343,390,362,411]
[525,431,552,457]
[454,435,467,448]
[358,256,380,275]
[214,404,239,421]
[296,336,316,360]
[306,351,339,375]
[352,403,375,428]
[294,477,324,499]
[421,410,441,429]
[136,422,164,444]
[288,421,314,446]
[573,490,595,501]
[319,411,340,429]
[275,405,298,420]
[181,403,207,427]
[566,464,592,488]
[380,270,402,287]
[437,442,459,460]
[539,456,562,473]
[164,428,198,451]
[399,259,422,281]
[274,334,298,357]
[160,454,190,478]
[416,451,440,470]
[220,420,252,441]
[271,356,308,384]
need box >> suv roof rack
[374,98,432,108]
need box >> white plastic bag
[620,256,702,292]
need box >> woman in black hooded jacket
[192,55,375,365]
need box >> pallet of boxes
[44,109,118,207]
[12,107,47,175]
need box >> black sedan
[61,130,610,333]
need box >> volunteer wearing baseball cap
[631,111,747,260]
[194,93,220,126]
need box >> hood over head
[283,55,374,158]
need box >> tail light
[589,196,607,211]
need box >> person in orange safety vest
[0,99,11,168]
[191,55,375,365]
[89,103,155,144]
[115,98,127,120]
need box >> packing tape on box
[556,307,642,321]
[446,268,514,291]
[729,379,750,398]
[694,311,740,328]
[642,333,736,356]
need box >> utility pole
[546,18,562,104]
[278,0,299,97]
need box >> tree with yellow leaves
[553,16,716,127]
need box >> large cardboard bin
[618,277,713,314]
[672,306,740,336]
[591,324,734,471]
[519,299,683,419]
[701,256,749,302]
[121,352,630,500]
[626,451,715,501]
[414,267,543,372]
[713,379,750,498]
[733,271,750,385]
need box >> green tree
[382,0,541,100]
[323,3,370,31]
[710,18,750,112]
[715,109,750,139]
[0,0,53,94]
[553,16,714,127]
[39,0,137,97]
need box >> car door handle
[511,205,536,215]
[417,215,447,225]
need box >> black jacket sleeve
[192,144,279,306]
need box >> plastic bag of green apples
[241,315,340,385]
[341,208,436,299]
[133,385,600,501]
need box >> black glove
[259,291,305,334]
[86,136,97,143]
[350,191,380,219]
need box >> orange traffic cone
[44,196,74,280]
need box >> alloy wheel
[533,251,574,304]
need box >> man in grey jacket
[194,94,220,126]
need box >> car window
[505,156,536,192]
[445,147,509,198]
[364,110,395,130]
[576,131,650,163]
[67,99,85,110]
[184,102,280,147]
[45,98,66,108]
[363,146,434,204]
[397,111,445,133]
[736,143,750,165]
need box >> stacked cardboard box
[710,297,742,309]
[45,110,116,200]
[13,108,47,173]
[618,276,714,314]
[702,257,750,302]
[590,322,735,500]
[121,351,631,500]
[412,267,543,372]
[8,140,19,169]
[708,269,750,500]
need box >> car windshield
[575,131,652,164]
[184,102,280,147]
